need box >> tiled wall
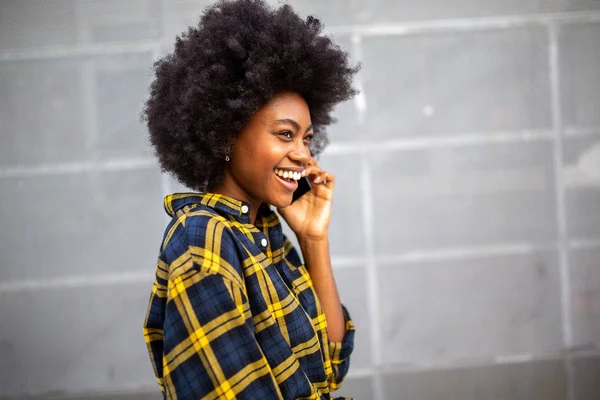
[1,1,599,399]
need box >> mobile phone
[292,176,312,203]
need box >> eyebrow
[274,118,313,134]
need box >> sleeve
[281,235,356,389]
[162,268,284,400]
[326,304,355,390]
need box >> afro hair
[143,0,360,192]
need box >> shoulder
[183,206,237,247]
[162,205,234,247]
[160,206,243,282]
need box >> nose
[288,140,311,167]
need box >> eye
[304,134,314,142]
[279,131,293,139]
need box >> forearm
[298,236,346,342]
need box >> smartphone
[292,176,312,203]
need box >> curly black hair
[143,0,360,192]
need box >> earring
[225,155,230,161]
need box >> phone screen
[292,176,312,203]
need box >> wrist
[298,234,329,247]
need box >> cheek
[235,145,276,179]
[255,143,285,167]
[233,133,286,175]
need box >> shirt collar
[163,192,274,224]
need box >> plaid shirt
[143,192,355,399]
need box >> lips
[274,171,298,191]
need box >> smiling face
[215,92,313,215]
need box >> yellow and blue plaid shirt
[143,192,355,399]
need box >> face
[218,92,313,211]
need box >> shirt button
[241,205,249,214]
[260,238,268,247]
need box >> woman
[142,0,359,398]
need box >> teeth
[274,169,302,181]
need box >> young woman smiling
[142,1,360,398]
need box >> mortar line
[2,12,599,61]
[0,272,154,293]
[360,154,384,400]
[548,22,575,400]
[330,11,600,37]
[352,31,384,400]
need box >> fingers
[302,165,335,188]
[313,171,334,185]
[301,165,322,181]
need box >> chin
[268,192,293,209]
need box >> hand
[276,158,334,241]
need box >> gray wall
[1,1,599,399]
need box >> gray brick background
[1,1,599,399]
